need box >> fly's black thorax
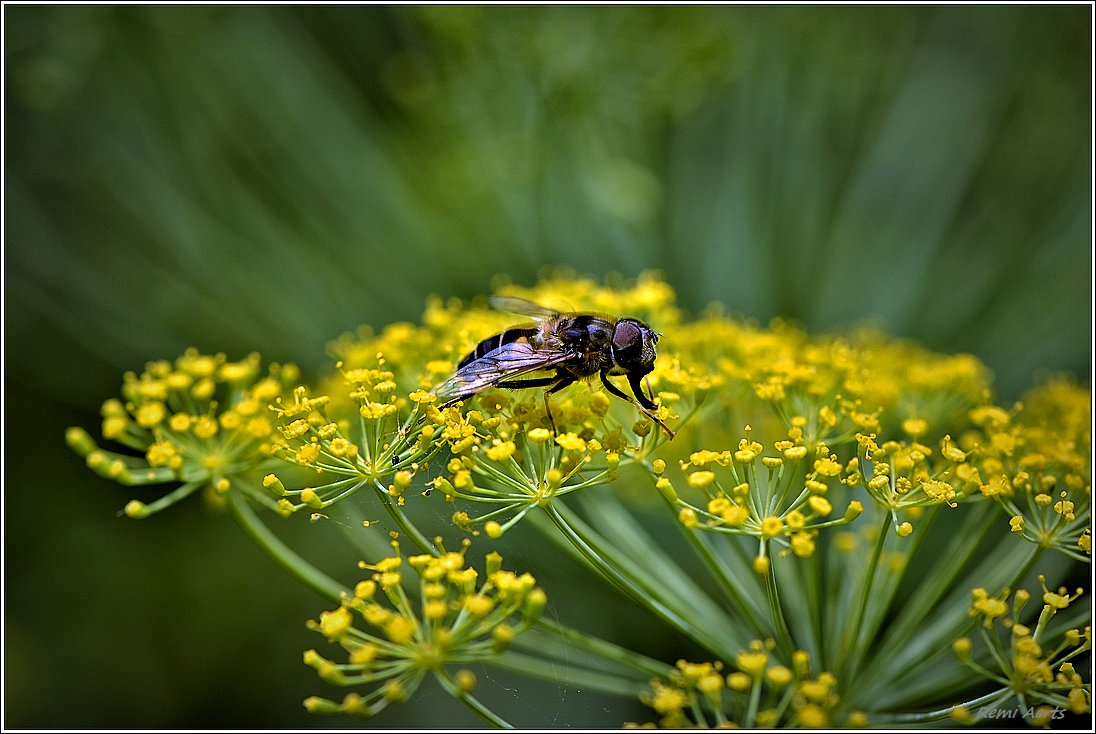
[535,314,616,378]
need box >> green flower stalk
[69,272,1090,728]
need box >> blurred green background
[4,4,1090,728]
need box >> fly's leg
[493,375,574,435]
[495,377,558,390]
[625,372,659,411]
[626,372,675,439]
[541,376,576,436]
[600,372,636,405]
[493,376,557,431]
[598,371,676,439]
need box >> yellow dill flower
[789,532,816,558]
[642,680,689,728]
[660,427,863,550]
[965,378,1090,560]
[857,435,971,515]
[952,637,973,661]
[554,432,587,452]
[1037,574,1084,610]
[72,271,1091,728]
[807,496,832,517]
[794,703,828,728]
[687,470,717,489]
[736,649,768,679]
[527,427,553,442]
[956,574,1091,723]
[484,440,517,462]
[635,641,854,728]
[759,516,784,539]
[267,373,444,514]
[970,588,1010,627]
[676,506,699,528]
[66,349,299,517]
[305,542,544,719]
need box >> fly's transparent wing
[432,341,576,401]
[488,295,561,320]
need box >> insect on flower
[432,296,675,438]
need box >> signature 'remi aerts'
[432,296,674,438]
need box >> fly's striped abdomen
[457,327,538,368]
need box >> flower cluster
[664,315,993,447]
[302,541,545,719]
[288,272,690,537]
[850,431,978,537]
[66,349,298,516]
[953,574,1090,724]
[327,269,682,404]
[630,640,866,728]
[653,430,863,570]
[963,378,1091,560]
[69,272,1091,728]
[429,400,641,538]
[264,361,442,516]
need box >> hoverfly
[432,296,675,438]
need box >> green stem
[852,519,1039,704]
[1001,543,1043,596]
[528,618,670,678]
[227,490,348,603]
[745,673,763,728]
[489,651,648,697]
[643,474,769,643]
[434,668,512,728]
[804,549,825,664]
[572,490,749,649]
[374,480,439,556]
[862,501,995,663]
[764,546,796,657]
[551,500,721,627]
[838,512,889,683]
[870,688,1013,724]
[682,528,770,641]
[125,478,203,513]
[853,543,1049,711]
[544,502,737,660]
[859,504,939,648]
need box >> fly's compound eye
[612,320,641,351]
[612,318,656,372]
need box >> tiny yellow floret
[952,637,972,661]
[455,669,477,693]
[736,650,768,679]
[726,671,751,692]
[687,471,716,489]
[318,606,353,641]
[528,428,553,443]
[753,556,770,576]
[760,516,784,538]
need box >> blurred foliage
[3,4,1089,728]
